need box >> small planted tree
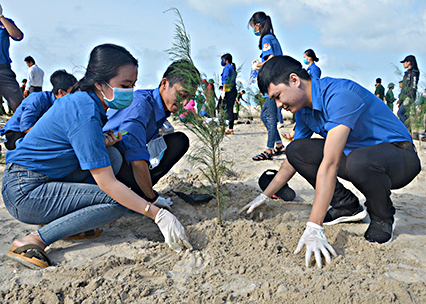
[164,7,233,225]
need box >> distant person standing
[0,4,24,112]
[20,78,26,94]
[385,83,396,111]
[303,49,321,79]
[24,56,44,97]
[220,53,237,135]
[235,90,247,120]
[397,55,420,129]
[374,78,385,102]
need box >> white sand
[0,117,425,303]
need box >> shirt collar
[152,88,170,122]
[88,91,108,124]
[299,77,322,115]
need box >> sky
[4,0,426,102]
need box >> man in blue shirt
[1,70,77,150]
[103,60,199,209]
[0,5,24,112]
[241,55,421,268]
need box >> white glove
[252,59,260,71]
[153,196,173,212]
[294,222,337,268]
[220,90,225,99]
[239,193,269,214]
[155,209,193,253]
[0,4,3,17]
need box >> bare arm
[131,159,156,200]
[308,125,350,225]
[257,54,274,68]
[90,166,160,220]
[0,16,23,40]
[263,158,297,197]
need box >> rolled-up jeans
[1,146,127,246]
[260,98,282,150]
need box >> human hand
[239,193,269,215]
[153,196,173,212]
[104,130,122,146]
[252,59,260,71]
[294,222,337,268]
[24,90,29,98]
[155,209,193,253]
[281,132,294,142]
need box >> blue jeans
[277,108,283,124]
[260,98,282,150]
[1,147,127,246]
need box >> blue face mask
[252,28,261,36]
[303,58,309,65]
[221,60,226,67]
[102,82,134,110]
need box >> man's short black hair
[160,60,200,92]
[50,70,77,95]
[376,78,382,83]
[24,56,35,64]
[258,55,310,95]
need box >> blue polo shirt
[307,62,321,79]
[261,33,282,62]
[0,18,23,65]
[221,63,236,86]
[0,91,56,135]
[6,91,111,178]
[103,88,169,163]
[294,77,412,155]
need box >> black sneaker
[323,205,367,226]
[364,217,395,244]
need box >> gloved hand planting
[153,196,173,212]
[155,209,193,253]
[239,193,269,214]
[294,222,337,268]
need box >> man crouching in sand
[240,55,420,268]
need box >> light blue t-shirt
[307,62,321,79]
[0,18,23,65]
[0,91,56,135]
[295,77,412,155]
[103,88,169,162]
[6,91,111,178]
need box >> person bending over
[241,55,420,268]
[103,60,199,210]
[0,69,77,150]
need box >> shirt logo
[263,43,271,51]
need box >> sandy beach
[1,114,426,303]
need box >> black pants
[286,139,421,221]
[224,86,237,130]
[4,130,26,150]
[116,132,189,199]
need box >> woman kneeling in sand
[2,44,191,269]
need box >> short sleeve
[68,115,111,170]
[20,95,51,132]
[261,36,274,60]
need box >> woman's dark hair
[231,63,236,71]
[249,12,275,50]
[221,53,233,64]
[72,43,138,93]
[408,56,419,71]
[258,55,310,95]
[50,69,77,95]
[304,49,319,62]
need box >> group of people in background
[0,4,422,271]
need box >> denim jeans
[1,146,127,246]
[277,108,283,124]
[260,98,282,150]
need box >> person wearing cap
[385,82,396,111]
[397,55,420,130]
[374,78,385,102]
[0,4,24,112]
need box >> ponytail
[249,12,276,50]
